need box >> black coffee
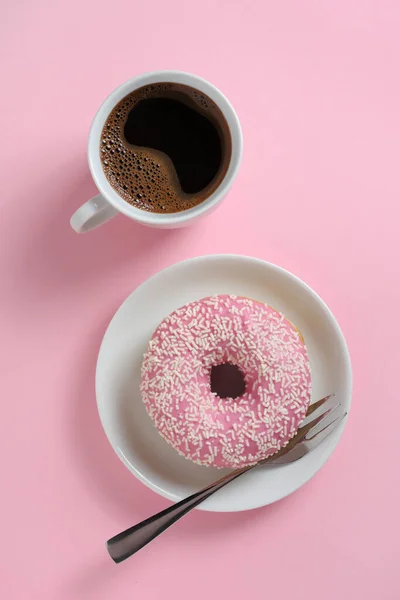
[100,83,232,213]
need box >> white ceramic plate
[96,255,352,512]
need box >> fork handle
[106,465,252,563]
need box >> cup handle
[70,194,118,233]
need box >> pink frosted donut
[140,295,312,468]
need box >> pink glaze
[140,295,312,468]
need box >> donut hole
[210,363,246,399]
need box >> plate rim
[96,254,352,512]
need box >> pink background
[1,1,400,598]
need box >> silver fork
[107,394,345,563]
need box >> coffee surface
[100,83,232,213]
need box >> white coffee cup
[70,71,242,233]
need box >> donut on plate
[140,295,312,468]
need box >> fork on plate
[107,394,345,563]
